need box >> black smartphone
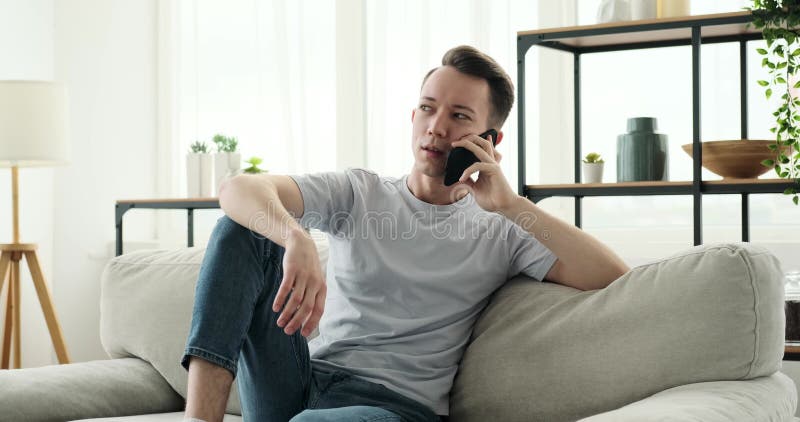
[443,129,497,186]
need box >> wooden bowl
[681,140,785,179]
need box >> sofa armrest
[579,372,797,422]
[0,358,184,422]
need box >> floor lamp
[0,81,71,369]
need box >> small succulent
[212,134,238,153]
[243,156,266,174]
[583,152,604,164]
[190,141,209,154]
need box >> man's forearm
[499,196,629,290]
[218,176,307,248]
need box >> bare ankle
[185,357,234,422]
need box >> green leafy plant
[243,156,266,174]
[582,152,604,164]
[212,134,238,153]
[748,0,800,204]
[189,141,209,154]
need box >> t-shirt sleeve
[506,222,558,282]
[289,171,355,235]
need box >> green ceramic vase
[616,117,669,182]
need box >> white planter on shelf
[213,152,241,194]
[186,153,214,197]
[630,0,656,20]
[582,162,605,183]
[186,153,200,197]
[198,153,214,197]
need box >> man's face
[411,65,492,179]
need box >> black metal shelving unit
[516,11,798,246]
[115,198,220,256]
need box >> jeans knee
[211,215,283,261]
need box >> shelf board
[525,178,797,199]
[518,11,760,52]
[786,342,800,353]
[116,198,220,209]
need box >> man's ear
[411,108,415,123]
[494,130,504,146]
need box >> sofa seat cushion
[451,243,787,421]
[71,412,242,422]
[579,372,797,422]
[0,358,183,422]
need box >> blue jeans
[181,216,441,422]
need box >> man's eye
[419,104,431,111]
[454,113,471,120]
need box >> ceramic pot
[214,152,242,193]
[198,153,214,197]
[657,0,690,18]
[617,117,669,182]
[583,162,605,183]
[597,0,630,23]
[186,153,200,197]
[630,0,657,20]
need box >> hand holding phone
[443,129,497,186]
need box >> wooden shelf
[525,179,797,200]
[117,197,218,205]
[518,11,759,52]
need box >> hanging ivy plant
[749,0,800,204]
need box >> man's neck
[406,171,469,206]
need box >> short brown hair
[421,45,515,129]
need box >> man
[182,45,629,422]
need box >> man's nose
[427,113,447,138]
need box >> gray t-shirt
[290,168,556,415]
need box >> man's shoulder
[344,167,402,188]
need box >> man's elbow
[218,174,248,215]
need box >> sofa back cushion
[100,247,243,413]
[450,243,786,421]
[100,233,329,416]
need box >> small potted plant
[243,156,267,174]
[212,133,241,192]
[582,152,605,183]
[187,141,214,197]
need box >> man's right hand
[272,229,326,337]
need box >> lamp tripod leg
[23,251,70,364]
[12,259,20,368]
[0,251,10,369]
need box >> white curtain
[169,0,539,191]
[157,0,335,247]
[175,0,336,179]
[364,0,539,190]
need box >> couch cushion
[71,411,241,421]
[451,242,786,421]
[100,247,240,413]
[578,372,797,422]
[100,230,328,416]
[0,358,183,422]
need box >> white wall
[52,0,158,364]
[0,0,57,368]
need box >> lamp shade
[0,81,70,167]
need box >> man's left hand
[451,133,518,213]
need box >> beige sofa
[0,241,796,421]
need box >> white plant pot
[630,0,656,20]
[198,153,214,197]
[186,153,201,197]
[583,162,605,183]
[214,152,242,194]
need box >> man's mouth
[422,145,446,157]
